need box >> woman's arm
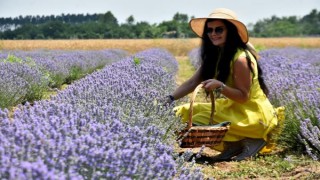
[170,68,202,100]
[202,56,252,103]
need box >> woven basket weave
[178,84,230,148]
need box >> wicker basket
[178,84,230,148]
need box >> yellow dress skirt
[174,97,285,153]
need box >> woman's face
[206,20,227,47]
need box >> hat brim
[189,18,249,44]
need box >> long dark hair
[199,19,269,96]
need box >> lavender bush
[0,67,28,108]
[0,49,128,108]
[259,48,320,157]
[188,47,201,69]
[0,56,48,108]
[298,118,320,160]
[0,49,128,88]
[0,48,204,179]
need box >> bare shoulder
[234,56,249,68]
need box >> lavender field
[0,48,204,179]
[0,46,319,179]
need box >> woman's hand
[158,95,174,107]
[202,79,223,91]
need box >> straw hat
[189,8,248,43]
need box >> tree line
[0,9,319,39]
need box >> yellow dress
[174,49,285,153]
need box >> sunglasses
[206,26,225,35]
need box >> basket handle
[188,84,215,129]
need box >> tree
[99,11,118,27]
[41,21,66,39]
[126,15,135,25]
[300,9,320,35]
[1,9,319,39]
[134,21,153,38]
[173,13,189,23]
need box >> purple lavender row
[0,59,47,108]
[298,118,320,160]
[0,49,128,87]
[188,47,201,69]
[259,48,320,113]
[259,47,320,159]
[0,49,128,108]
[0,48,204,179]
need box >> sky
[0,0,319,26]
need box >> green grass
[175,56,208,103]
[194,153,320,179]
[42,84,68,100]
[175,56,196,86]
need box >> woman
[167,8,284,162]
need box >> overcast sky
[0,0,319,25]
